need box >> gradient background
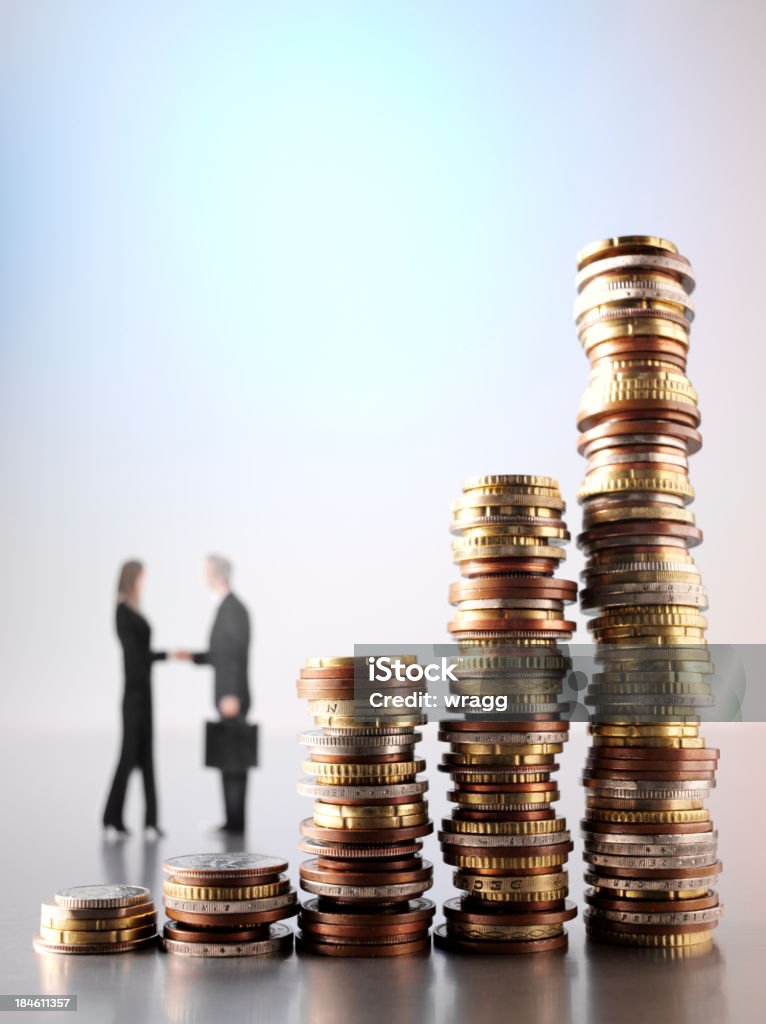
[1,3,765,1008]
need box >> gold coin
[39,911,156,932]
[445,852,570,871]
[451,791,558,806]
[163,878,289,901]
[313,813,428,830]
[38,924,157,944]
[449,922,564,940]
[591,724,700,737]
[302,760,426,779]
[455,871,567,893]
[445,818,567,836]
[585,808,710,824]
[313,801,424,818]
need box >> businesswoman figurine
[103,560,166,839]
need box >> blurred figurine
[177,556,252,833]
[103,560,166,839]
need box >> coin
[162,853,288,883]
[433,922,567,955]
[54,885,151,910]
[161,923,293,957]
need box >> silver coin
[587,694,715,707]
[54,885,151,910]
[581,830,718,846]
[162,853,286,877]
[161,924,293,957]
[575,252,696,293]
[585,872,719,892]
[298,730,421,749]
[439,731,568,746]
[162,892,297,914]
[584,779,715,793]
[296,781,429,800]
[322,726,416,737]
[584,842,717,859]
[585,853,719,870]
[300,880,432,899]
[584,906,722,927]
[438,830,571,849]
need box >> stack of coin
[34,885,157,954]
[574,236,722,951]
[159,853,296,956]
[296,656,435,956]
[434,476,577,954]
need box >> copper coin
[582,769,716,782]
[300,818,433,844]
[299,898,436,926]
[296,934,430,957]
[434,923,567,955]
[162,921,272,943]
[440,842,574,861]
[449,579,577,602]
[451,781,557,793]
[459,559,561,576]
[299,839,423,859]
[443,897,577,926]
[308,752,415,765]
[583,915,716,937]
[300,667,356,679]
[581,820,713,836]
[584,891,719,914]
[587,861,722,881]
[454,810,555,822]
[299,860,432,887]
[164,906,298,927]
[299,920,430,939]
[296,684,355,699]
[442,720,568,732]
[316,856,423,872]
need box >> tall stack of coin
[574,236,722,951]
[159,853,296,956]
[34,885,157,954]
[434,476,577,954]
[296,656,435,956]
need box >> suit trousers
[103,710,157,828]
[221,770,248,831]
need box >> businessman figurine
[178,555,251,833]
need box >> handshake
[170,651,241,718]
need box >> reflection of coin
[54,885,151,909]
[162,853,287,881]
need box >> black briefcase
[205,720,259,771]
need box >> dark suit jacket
[193,592,251,715]
[116,601,166,720]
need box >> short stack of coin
[434,476,577,954]
[34,885,157,954]
[574,236,722,951]
[296,656,435,956]
[159,853,296,956]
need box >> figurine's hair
[208,554,232,584]
[117,560,144,603]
